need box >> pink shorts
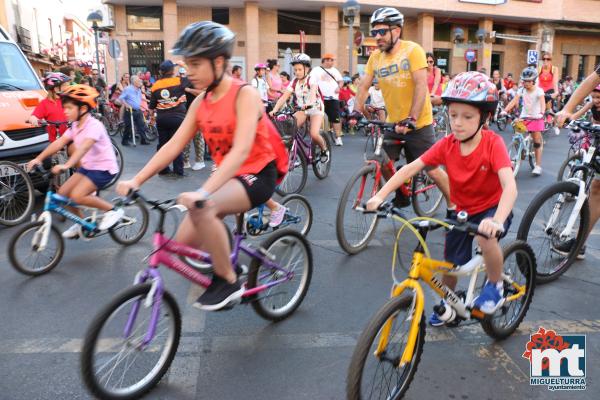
[524,119,544,132]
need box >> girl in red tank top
[117,21,284,310]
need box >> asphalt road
[0,127,598,400]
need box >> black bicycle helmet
[370,7,404,27]
[171,21,235,59]
[520,66,538,82]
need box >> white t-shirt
[368,86,385,108]
[311,66,343,100]
[252,76,269,102]
[518,87,545,119]
[287,75,324,111]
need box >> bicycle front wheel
[347,295,425,400]
[556,153,583,182]
[275,148,308,196]
[336,164,380,254]
[8,220,64,276]
[281,194,313,236]
[481,240,536,340]
[517,181,589,283]
[508,139,522,177]
[81,284,181,400]
[411,171,443,217]
[109,200,149,245]
[0,160,35,226]
[247,229,313,321]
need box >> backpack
[234,84,289,184]
[291,77,324,105]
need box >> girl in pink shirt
[266,59,284,101]
[27,85,123,238]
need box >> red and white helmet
[42,72,71,90]
[442,71,499,115]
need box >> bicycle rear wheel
[280,194,313,236]
[105,140,124,189]
[246,229,313,321]
[8,220,64,276]
[275,147,308,196]
[480,240,536,340]
[81,283,181,400]
[145,124,158,142]
[336,164,380,254]
[517,181,589,283]
[347,295,425,400]
[0,160,35,226]
[109,200,149,245]
[411,171,443,217]
[312,131,333,179]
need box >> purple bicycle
[81,191,313,400]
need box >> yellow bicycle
[346,203,536,400]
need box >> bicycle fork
[549,178,588,240]
[32,211,52,251]
[125,269,164,349]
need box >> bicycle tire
[0,160,35,226]
[496,116,507,132]
[527,141,536,170]
[556,153,583,182]
[281,193,313,236]
[517,181,589,284]
[347,295,425,400]
[81,283,181,400]
[182,220,233,273]
[246,229,313,321]
[146,124,158,142]
[108,201,149,245]
[312,131,333,179]
[275,148,308,196]
[336,164,381,255]
[104,140,124,189]
[508,139,522,177]
[480,240,536,340]
[8,220,65,276]
[411,171,443,217]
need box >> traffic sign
[354,30,364,47]
[464,49,477,63]
[108,39,121,59]
[527,49,539,65]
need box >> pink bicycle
[81,191,313,400]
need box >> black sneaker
[552,239,586,260]
[193,276,244,311]
[392,192,411,208]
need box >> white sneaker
[553,126,560,136]
[532,165,542,176]
[335,137,343,146]
[192,161,206,171]
[62,224,81,239]
[183,161,192,169]
[98,208,125,231]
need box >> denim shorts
[76,167,116,190]
[444,206,513,266]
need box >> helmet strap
[384,25,401,53]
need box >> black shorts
[323,99,341,124]
[76,167,116,190]
[383,124,436,163]
[236,161,277,208]
[445,206,513,265]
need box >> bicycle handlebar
[567,119,600,135]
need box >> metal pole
[93,24,100,73]
[348,16,354,76]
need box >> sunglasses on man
[371,28,392,37]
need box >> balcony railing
[15,26,32,52]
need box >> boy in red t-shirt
[367,72,517,325]
[30,72,71,142]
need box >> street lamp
[342,0,360,75]
[87,10,103,75]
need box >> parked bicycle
[346,202,535,399]
[7,166,148,276]
[336,119,444,254]
[517,120,599,283]
[80,191,313,399]
[272,108,333,195]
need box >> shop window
[434,23,451,42]
[277,11,321,35]
[467,26,478,43]
[433,49,451,73]
[277,42,321,60]
[492,25,505,45]
[212,8,229,25]
[578,55,586,81]
[128,41,164,77]
[562,54,571,79]
[126,6,162,31]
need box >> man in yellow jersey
[354,7,451,209]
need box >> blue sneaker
[473,281,505,314]
[428,300,446,327]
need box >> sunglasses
[427,60,435,64]
[543,58,551,61]
[371,28,391,37]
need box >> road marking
[1,319,598,355]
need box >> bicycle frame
[126,213,295,347]
[246,204,301,233]
[376,218,526,367]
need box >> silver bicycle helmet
[370,7,404,27]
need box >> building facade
[102,0,600,84]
